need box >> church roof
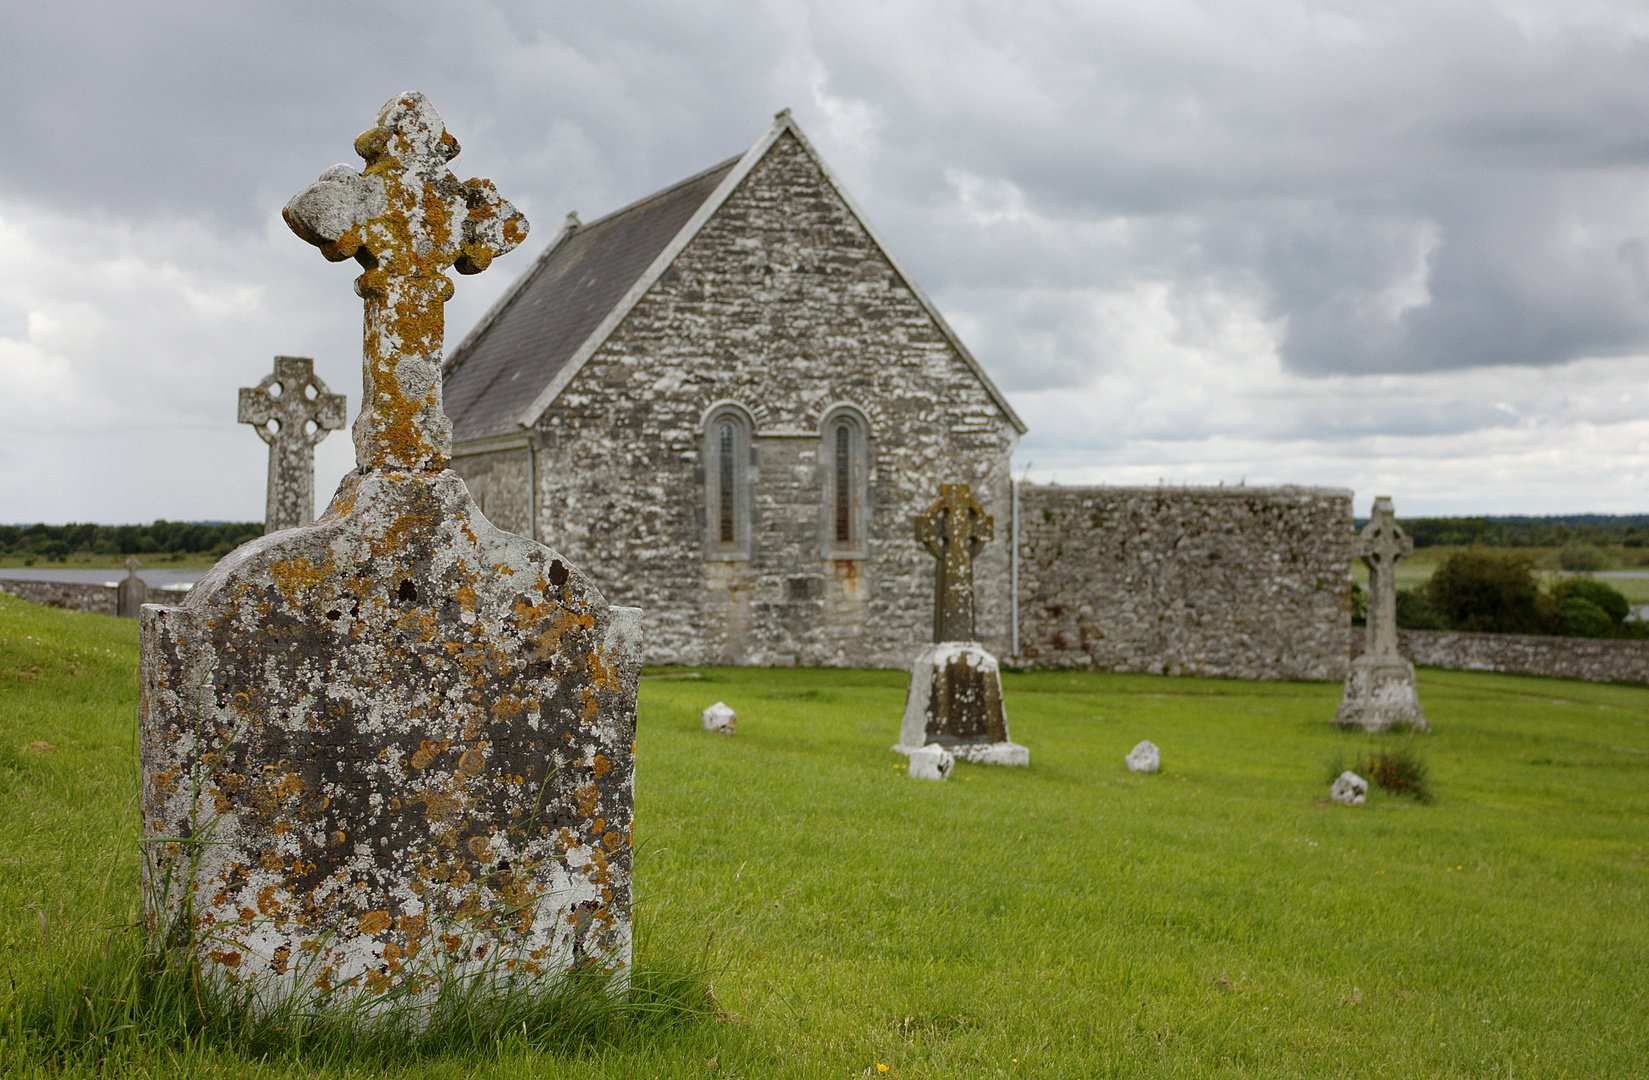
[442,113,1026,444]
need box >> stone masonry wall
[1352,627,1649,685]
[1015,485,1353,680]
[0,580,189,615]
[456,131,1019,670]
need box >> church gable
[442,113,1023,446]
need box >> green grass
[2,593,1647,1077]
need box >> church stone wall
[498,131,1017,670]
[451,445,533,539]
[1014,485,1353,680]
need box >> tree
[1426,548,1544,633]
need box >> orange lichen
[357,911,393,935]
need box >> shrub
[1349,581,1367,627]
[1557,597,1614,638]
[1323,741,1433,803]
[1394,587,1444,630]
[1558,542,1608,572]
[1426,548,1543,633]
[1548,577,1630,625]
[1364,744,1433,803]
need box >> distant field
[2,595,1646,1077]
[0,550,230,571]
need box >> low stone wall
[1350,627,1649,685]
[1014,484,1354,680]
[0,580,189,616]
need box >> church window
[703,404,754,559]
[819,405,869,558]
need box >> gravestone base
[892,641,1028,766]
[140,468,640,1019]
[1334,655,1430,733]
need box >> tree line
[0,522,263,561]
[1390,514,1649,548]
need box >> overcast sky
[5,0,1649,523]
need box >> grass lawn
[1,593,1645,1077]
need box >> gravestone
[116,557,148,618]
[1335,496,1429,732]
[239,356,347,533]
[139,92,641,1020]
[893,483,1028,766]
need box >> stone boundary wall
[1014,484,1354,680]
[1351,627,1649,685]
[0,580,189,616]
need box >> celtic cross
[238,356,346,533]
[914,483,995,642]
[1353,495,1412,662]
[283,92,528,472]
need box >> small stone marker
[1124,740,1160,774]
[1336,496,1429,733]
[701,701,736,734]
[894,484,1028,766]
[140,92,639,1020]
[907,744,954,781]
[239,356,347,533]
[116,557,147,618]
[1330,770,1368,805]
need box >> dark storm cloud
[7,1,1649,382]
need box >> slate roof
[442,156,740,443]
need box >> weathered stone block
[907,744,954,780]
[1125,740,1160,774]
[1335,656,1427,733]
[1330,771,1368,805]
[701,701,736,734]
[140,469,640,1014]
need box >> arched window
[819,405,869,558]
[703,404,753,559]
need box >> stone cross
[116,556,147,618]
[141,93,639,1020]
[914,483,994,642]
[284,92,527,473]
[238,356,346,533]
[1354,495,1412,662]
[1335,494,1428,732]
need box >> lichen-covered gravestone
[1336,496,1429,733]
[139,92,641,1018]
[239,356,347,533]
[893,483,1028,766]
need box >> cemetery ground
[1,595,1644,1078]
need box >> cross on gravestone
[1335,495,1429,732]
[140,93,640,1021]
[283,93,527,473]
[894,483,1028,766]
[914,483,995,643]
[238,357,346,533]
[1354,495,1411,663]
[116,556,147,618]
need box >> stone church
[443,111,1026,668]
